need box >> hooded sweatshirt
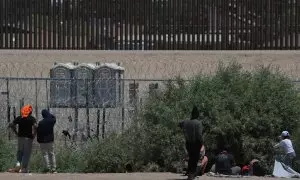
[37,109,56,143]
[179,106,203,143]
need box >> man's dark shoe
[51,169,58,174]
[187,173,195,180]
[42,168,51,173]
[196,165,202,176]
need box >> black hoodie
[179,106,203,143]
[37,109,56,143]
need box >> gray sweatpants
[40,142,56,170]
[17,137,33,170]
[210,164,241,175]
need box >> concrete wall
[0,50,299,79]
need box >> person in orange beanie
[8,104,37,173]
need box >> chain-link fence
[1,77,300,148]
[0,77,178,145]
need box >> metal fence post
[6,78,10,140]
[96,109,100,140]
[19,98,24,115]
[35,79,38,119]
[85,80,90,138]
[102,105,106,139]
[46,79,49,111]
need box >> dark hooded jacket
[179,106,203,143]
[37,109,56,143]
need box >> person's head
[21,104,33,118]
[281,131,290,139]
[217,143,231,154]
[223,144,231,152]
[41,109,51,118]
[190,106,199,120]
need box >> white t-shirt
[279,139,295,154]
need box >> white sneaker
[15,162,21,172]
[51,169,58,174]
[16,162,21,167]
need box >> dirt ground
[0,173,280,180]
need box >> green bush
[29,145,86,173]
[83,134,133,173]
[82,62,300,173]
[0,138,15,171]
[29,150,44,172]
[131,62,300,172]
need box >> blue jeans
[283,152,296,167]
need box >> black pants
[186,141,202,174]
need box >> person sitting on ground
[274,131,296,167]
[197,144,208,176]
[210,145,241,175]
[250,159,266,176]
[242,159,266,176]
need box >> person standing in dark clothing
[37,109,57,173]
[179,106,203,180]
[8,104,37,173]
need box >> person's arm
[52,115,56,125]
[274,141,282,149]
[274,143,280,149]
[229,154,236,166]
[201,145,205,152]
[200,145,205,159]
[8,117,19,135]
[32,118,38,138]
[197,122,204,143]
[274,140,286,155]
[179,121,184,129]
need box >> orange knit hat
[21,104,33,118]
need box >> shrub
[0,138,15,171]
[83,134,134,173]
[29,145,86,173]
[55,145,86,173]
[134,62,300,172]
[83,62,300,173]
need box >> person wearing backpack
[37,109,57,173]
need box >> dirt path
[0,173,279,180]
